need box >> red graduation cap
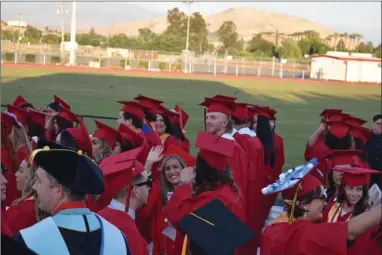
[282,174,323,201]
[99,147,145,211]
[326,119,350,139]
[232,103,249,121]
[344,116,367,127]
[253,105,273,120]
[144,131,162,146]
[349,125,372,143]
[163,144,196,167]
[53,95,71,110]
[93,120,122,149]
[326,113,350,123]
[332,166,381,186]
[118,100,145,120]
[246,105,259,119]
[174,104,189,129]
[118,123,144,148]
[56,108,79,124]
[134,94,163,109]
[27,109,48,130]
[195,132,235,171]
[200,97,235,115]
[11,95,29,108]
[6,104,29,127]
[326,150,363,170]
[320,109,343,119]
[212,95,237,101]
[66,118,93,158]
[156,104,179,119]
[266,107,277,121]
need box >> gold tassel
[182,235,188,255]
[289,183,302,223]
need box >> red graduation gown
[233,131,265,253]
[98,207,149,255]
[348,225,381,255]
[138,181,178,255]
[164,184,245,255]
[260,220,348,255]
[1,209,12,237]
[180,138,190,153]
[4,198,37,236]
[304,136,332,184]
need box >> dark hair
[324,132,352,150]
[256,115,276,167]
[194,155,238,195]
[353,137,369,162]
[120,140,134,152]
[47,102,60,113]
[58,130,78,150]
[326,171,337,202]
[373,114,382,123]
[158,113,177,137]
[20,103,34,109]
[55,116,74,133]
[28,123,46,140]
[144,110,157,123]
[123,112,143,129]
[231,115,248,126]
[337,184,370,217]
[287,186,324,218]
[171,122,186,141]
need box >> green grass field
[1,65,381,170]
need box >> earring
[303,208,308,218]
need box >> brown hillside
[96,7,335,40]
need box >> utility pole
[69,0,77,66]
[182,1,193,73]
[57,2,68,62]
[16,12,24,45]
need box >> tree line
[1,8,381,59]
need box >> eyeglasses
[134,179,152,188]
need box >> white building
[6,20,27,28]
[310,53,381,83]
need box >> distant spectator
[366,114,382,188]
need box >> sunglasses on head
[134,178,152,188]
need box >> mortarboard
[177,199,255,255]
[195,132,235,171]
[118,100,146,120]
[118,123,144,147]
[349,125,372,143]
[326,150,363,170]
[6,104,29,127]
[344,116,367,127]
[99,147,145,210]
[333,166,381,186]
[199,97,235,115]
[11,95,29,108]
[56,108,79,124]
[211,95,237,101]
[144,131,163,146]
[163,144,196,167]
[66,117,93,158]
[156,104,179,119]
[246,105,259,119]
[93,120,122,149]
[174,104,189,130]
[134,94,163,109]
[30,144,104,194]
[266,106,277,121]
[27,109,48,130]
[53,95,71,110]
[232,103,249,121]
[320,109,343,119]
[253,105,274,120]
[326,119,350,139]
[281,174,323,201]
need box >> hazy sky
[132,1,381,43]
[2,1,381,44]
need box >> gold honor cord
[29,147,96,165]
[289,183,302,223]
[181,213,215,255]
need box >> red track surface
[2,62,381,87]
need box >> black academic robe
[14,227,130,255]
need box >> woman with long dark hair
[164,132,245,255]
[154,105,183,150]
[45,107,79,142]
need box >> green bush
[4,53,15,62]
[25,54,36,63]
[159,62,167,70]
[138,60,149,69]
[51,56,61,64]
[120,59,131,68]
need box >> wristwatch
[178,181,190,186]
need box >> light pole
[69,0,77,66]
[183,1,192,73]
[57,2,68,62]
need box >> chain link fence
[1,41,312,79]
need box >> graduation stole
[271,212,290,225]
[327,202,353,223]
[160,133,170,144]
